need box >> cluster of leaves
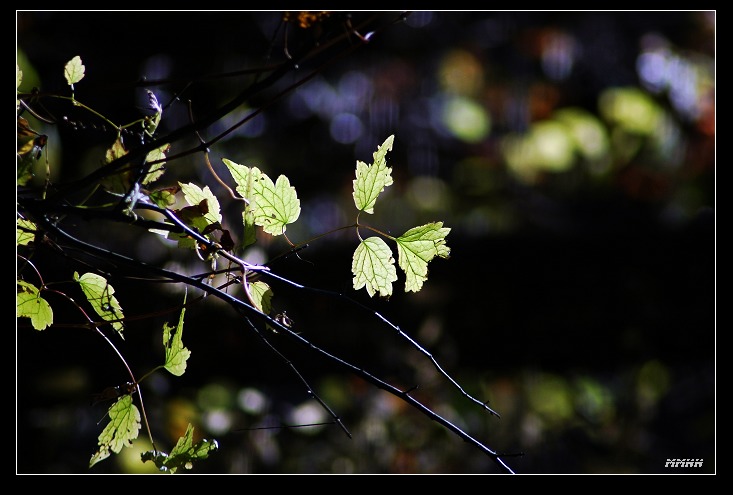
[17,55,455,472]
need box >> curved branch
[21,209,515,473]
[46,13,396,203]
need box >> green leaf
[179,182,222,225]
[223,159,300,236]
[163,293,190,377]
[253,171,301,236]
[89,394,141,468]
[143,90,162,137]
[352,236,398,298]
[241,209,257,248]
[148,185,179,208]
[141,423,218,473]
[395,222,451,292]
[100,138,131,194]
[142,143,170,185]
[248,280,273,314]
[64,55,85,87]
[16,217,36,246]
[74,272,125,338]
[222,158,257,247]
[353,135,394,214]
[222,158,254,198]
[17,280,53,330]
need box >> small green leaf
[100,138,131,194]
[179,182,222,225]
[142,143,170,185]
[222,158,257,247]
[64,55,85,87]
[17,280,53,330]
[352,236,398,298]
[74,272,125,338]
[395,222,451,292]
[222,158,254,199]
[89,394,141,468]
[16,217,36,246]
[241,209,257,248]
[148,185,179,208]
[143,90,162,137]
[248,280,273,315]
[163,293,190,377]
[353,135,394,214]
[141,423,218,473]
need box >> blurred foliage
[16,11,714,474]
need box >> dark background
[17,11,715,474]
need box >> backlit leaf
[74,272,125,338]
[223,159,301,238]
[101,138,131,194]
[395,222,451,292]
[142,143,170,185]
[222,158,257,247]
[64,55,85,86]
[163,293,190,377]
[141,423,218,473]
[16,217,36,246]
[17,280,53,330]
[148,185,180,208]
[180,182,222,225]
[353,135,394,214]
[352,236,398,298]
[252,171,300,236]
[248,280,273,315]
[89,394,141,468]
[143,90,162,137]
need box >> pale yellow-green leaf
[248,280,273,314]
[352,236,398,298]
[353,135,394,214]
[74,272,125,338]
[64,55,85,86]
[143,91,162,137]
[222,159,257,246]
[395,222,451,292]
[241,210,257,248]
[179,182,222,225]
[163,293,190,376]
[89,394,141,468]
[17,217,36,246]
[104,138,127,163]
[17,280,53,330]
[141,423,218,473]
[252,172,300,236]
[101,138,131,194]
[222,158,255,200]
[142,143,170,185]
[148,187,178,208]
